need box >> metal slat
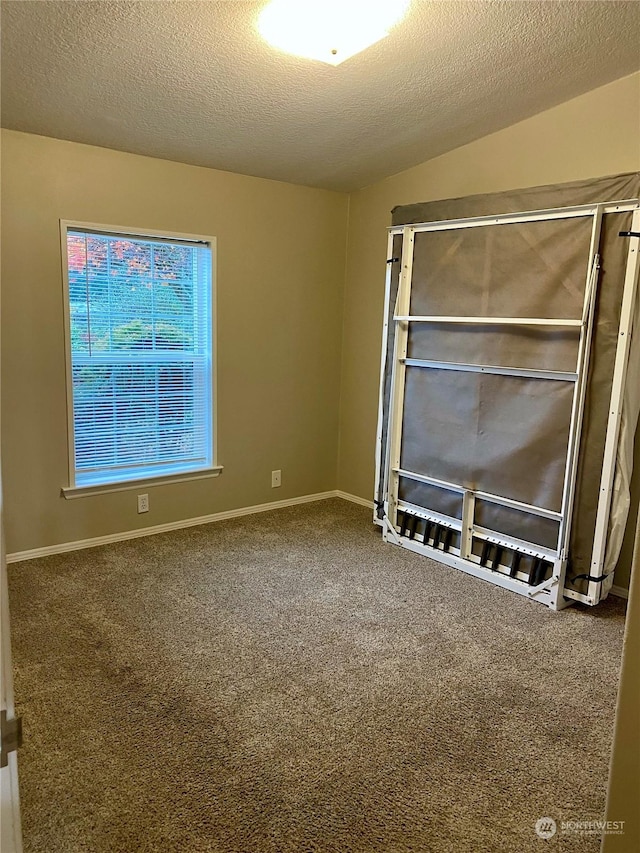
[396,501,461,532]
[395,468,562,521]
[472,526,557,562]
[388,200,639,235]
[394,315,583,327]
[403,358,578,382]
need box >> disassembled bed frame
[374,201,640,610]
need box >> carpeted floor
[8,498,626,853]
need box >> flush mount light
[258,0,410,66]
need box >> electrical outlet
[271,470,282,488]
[137,493,149,513]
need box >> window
[61,223,218,494]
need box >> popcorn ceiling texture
[1,1,639,191]
[9,499,625,852]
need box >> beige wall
[337,71,640,588]
[2,72,639,582]
[2,75,639,845]
[1,130,349,553]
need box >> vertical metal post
[384,227,415,536]
[550,208,603,609]
[460,491,475,560]
[373,232,399,522]
[589,207,640,603]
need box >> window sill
[61,466,224,499]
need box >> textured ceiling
[2,1,639,191]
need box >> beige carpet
[8,498,626,853]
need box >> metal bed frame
[374,201,640,610]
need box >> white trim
[59,220,218,491]
[60,220,214,246]
[609,584,629,600]
[60,222,76,489]
[335,490,374,508]
[6,491,338,563]
[6,488,630,601]
[61,465,224,499]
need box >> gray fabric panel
[474,500,560,551]
[398,478,462,519]
[379,172,640,596]
[409,217,592,320]
[407,324,580,372]
[392,173,640,226]
[400,368,573,512]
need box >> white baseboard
[25,486,625,600]
[6,490,339,563]
[334,490,374,509]
[609,584,629,600]
[8,490,632,602]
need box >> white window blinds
[64,227,214,489]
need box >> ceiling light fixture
[257,0,410,66]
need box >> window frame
[60,220,222,499]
